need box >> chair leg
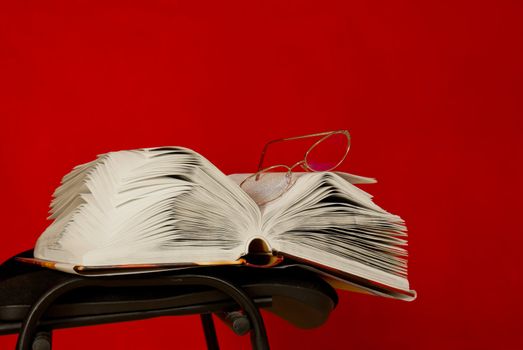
[16,278,85,350]
[32,329,52,350]
[200,313,219,350]
[216,311,251,336]
[182,276,270,350]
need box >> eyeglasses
[240,130,351,206]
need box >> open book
[26,147,415,301]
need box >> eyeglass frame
[240,130,351,205]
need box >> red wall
[1,1,522,349]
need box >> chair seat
[0,251,338,336]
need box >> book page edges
[16,254,416,301]
[309,269,417,301]
[15,257,245,276]
[15,255,283,276]
[276,252,416,301]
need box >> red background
[1,1,522,349]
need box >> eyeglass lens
[241,166,293,206]
[305,132,349,171]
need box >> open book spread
[28,147,416,301]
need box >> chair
[0,250,338,350]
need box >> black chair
[0,251,338,350]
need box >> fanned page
[35,147,261,266]
[230,172,413,297]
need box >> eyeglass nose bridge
[252,164,293,182]
[289,160,308,172]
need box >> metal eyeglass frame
[240,130,351,206]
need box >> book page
[35,147,262,266]
[230,172,412,293]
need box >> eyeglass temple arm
[256,131,339,172]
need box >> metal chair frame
[13,274,270,350]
